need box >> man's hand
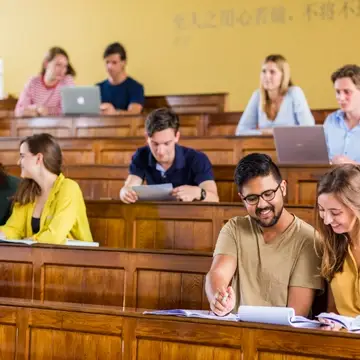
[100,102,117,115]
[120,186,138,204]
[210,286,236,316]
[172,185,201,202]
[331,155,356,165]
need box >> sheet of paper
[133,183,175,201]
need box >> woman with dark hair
[0,133,92,244]
[0,164,20,225]
[15,47,76,117]
[235,54,314,134]
[316,164,360,318]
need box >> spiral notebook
[144,306,321,328]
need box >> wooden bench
[0,108,336,138]
[5,164,329,205]
[0,298,356,359]
[84,201,315,250]
[144,93,228,113]
[0,244,211,309]
[0,136,277,165]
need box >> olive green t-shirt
[0,175,20,225]
[214,215,323,311]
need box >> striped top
[15,75,74,117]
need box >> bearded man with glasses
[205,153,323,317]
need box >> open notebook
[144,306,321,328]
[0,239,99,247]
[317,313,360,332]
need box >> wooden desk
[5,163,328,204]
[0,244,211,309]
[0,298,358,359]
[0,136,276,165]
[144,93,228,113]
[0,108,335,138]
[84,201,315,250]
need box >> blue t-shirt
[129,144,214,187]
[97,77,144,110]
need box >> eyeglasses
[241,183,281,205]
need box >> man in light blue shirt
[324,65,360,164]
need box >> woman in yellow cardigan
[0,133,93,244]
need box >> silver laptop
[61,86,101,115]
[273,126,330,164]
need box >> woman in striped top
[15,47,76,117]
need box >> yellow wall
[0,0,359,110]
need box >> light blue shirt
[324,110,360,163]
[235,86,315,135]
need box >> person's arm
[119,174,143,203]
[287,287,316,317]
[235,90,259,134]
[32,182,84,244]
[206,219,238,316]
[288,235,324,316]
[205,254,237,315]
[101,82,144,115]
[0,203,27,239]
[326,285,338,313]
[47,75,75,116]
[15,78,36,117]
[172,152,219,202]
[291,86,315,126]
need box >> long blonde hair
[260,54,293,119]
[316,164,360,281]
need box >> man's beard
[251,204,284,228]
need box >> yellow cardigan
[0,173,93,244]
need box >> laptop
[273,126,330,164]
[61,86,101,115]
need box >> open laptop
[61,86,101,115]
[273,126,330,164]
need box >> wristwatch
[199,188,206,201]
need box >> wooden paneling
[84,201,316,250]
[0,298,359,359]
[0,108,334,139]
[144,93,228,113]
[0,136,275,166]
[0,298,358,359]
[5,163,329,204]
[0,245,212,309]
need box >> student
[97,42,144,115]
[0,164,20,225]
[324,65,360,164]
[0,133,93,244]
[316,164,360,317]
[120,108,219,203]
[205,153,322,316]
[235,54,314,135]
[15,47,75,117]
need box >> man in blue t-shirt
[119,108,219,203]
[97,42,144,115]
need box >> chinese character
[174,13,188,30]
[304,3,318,21]
[338,0,360,18]
[192,11,217,29]
[271,6,287,24]
[236,10,252,26]
[256,7,268,25]
[220,9,235,27]
[318,1,335,20]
